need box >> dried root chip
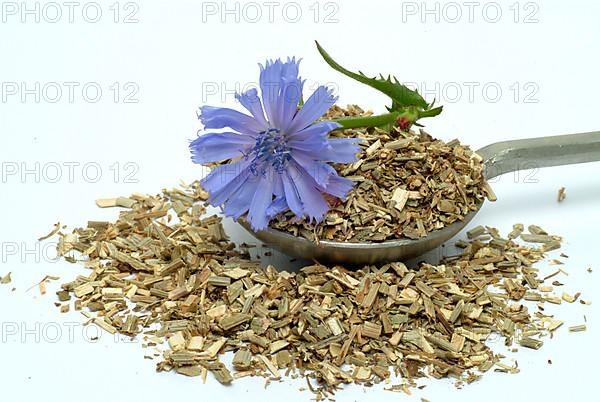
[45,176,585,398]
[269,105,491,243]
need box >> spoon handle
[477,131,600,179]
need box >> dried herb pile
[47,183,586,398]
[269,105,495,242]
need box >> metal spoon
[239,131,600,265]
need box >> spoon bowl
[239,131,600,265]
[239,204,481,265]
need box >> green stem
[332,112,399,130]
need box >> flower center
[251,127,290,174]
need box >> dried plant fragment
[569,325,586,332]
[1,272,12,284]
[270,105,491,243]
[45,182,586,398]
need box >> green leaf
[316,41,429,110]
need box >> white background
[1,0,599,401]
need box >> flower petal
[248,174,274,230]
[288,122,337,155]
[320,174,354,199]
[198,105,264,135]
[201,157,252,195]
[235,88,268,128]
[322,138,361,163]
[189,132,255,164]
[284,162,329,222]
[266,175,288,218]
[272,169,284,198]
[266,197,288,218]
[281,57,301,81]
[222,175,259,220]
[276,77,304,132]
[259,61,280,124]
[259,58,301,125]
[289,121,341,141]
[208,167,254,207]
[287,86,337,133]
[290,150,336,187]
[281,168,303,218]
[288,137,329,155]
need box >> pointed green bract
[419,105,443,118]
[316,41,428,110]
[316,41,443,130]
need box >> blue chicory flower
[190,57,360,231]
